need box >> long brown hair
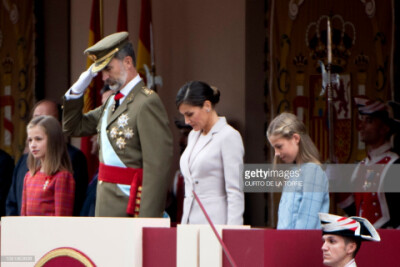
[267,112,321,165]
[27,115,72,175]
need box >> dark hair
[114,42,136,67]
[175,81,220,108]
[343,236,362,258]
[364,112,393,141]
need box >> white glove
[69,64,98,95]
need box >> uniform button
[372,193,376,196]
[375,212,379,217]
[372,202,377,206]
[195,181,199,184]
[99,180,103,185]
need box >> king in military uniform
[63,32,173,217]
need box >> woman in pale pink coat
[176,81,244,225]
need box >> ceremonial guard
[339,96,400,228]
[319,213,381,267]
[63,32,173,217]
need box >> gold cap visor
[84,31,129,73]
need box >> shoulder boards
[141,87,154,96]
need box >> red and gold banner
[81,0,103,179]
[84,0,103,112]
[0,0,35,160]
[268,1,394,163]
[136,0,152,85]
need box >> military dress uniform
[63,78,172,217]
[319,213,381,267]
[349,143,400,228]
[344,259,357,267]
[339,96,400,229]
[63,32,172,217]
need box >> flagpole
[99,0,103,37]
[150,22,157,92]
[327,17,335,163]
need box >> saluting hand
[69,63,98,95]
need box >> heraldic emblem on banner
[269,0,393,163]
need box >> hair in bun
[176,81,220,108]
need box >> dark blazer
[80,173,98,217]
[68,144,89,215]
[0,149,14,217]
[5,144,88,216]
[5,153,26,216]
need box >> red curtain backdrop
[117,0,128,32]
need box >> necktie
[114,92,124,111]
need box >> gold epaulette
[142,87,154,96]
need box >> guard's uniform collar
[367,142,392,161]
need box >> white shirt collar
[117,74,142,103]
[344,258,356,267]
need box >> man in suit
[5,100,89,216]
[63,32,173,217]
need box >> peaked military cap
[319,213,381,242]
[84,31,129,73]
